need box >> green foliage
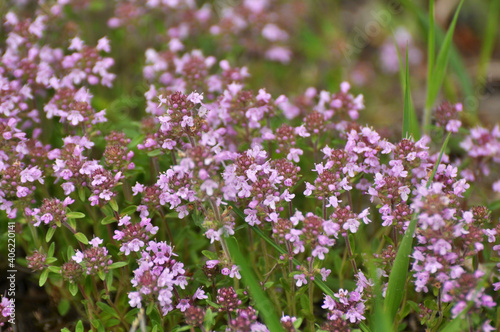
[225,236,285,332]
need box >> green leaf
[104,319,121,328]
[202,250,218,260]
[78,187,86,202]
[45,257,58,264]
[67,218,76,230]
[109,262,128,269]
[124,308,140,323]
[423,0,464,131]
[121,205,137,215]
[225,236,285,332]
[48,242,55,257]
[61,328,71,332]
[67,212,85,219]
[204,308,216,330]
[97,302,120,318]
[106,270,114,290]
[46,227,56,242]
[67,246,75,261]
[57,299,71,316]
[128,134,145,148]
[384,133,451,321]
[109,199,119,212]
[48,265,61,273]
[147,149,162,157]
[69,282,78,296]
[75,232,89,245]
[39,269,50,287]
[91,319,105,332]
[75,320,84,332]
[149,306,162,326]
[101,215,116,225]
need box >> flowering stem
[62,220,85,251]
[308,259,315,332]
[28,222,41,249]
[347,190,353,209]
[104,281,129,330]
[344,234,357,273]
[123,179,133,202]
[322,198,327,220]
[158,208,174,245]
[308,282,315,331]
[393,226,398,247]
[286,241,297,316]
[151,156,160,179]
[170,150,177,165]
[312,137,319,163]
[78,284,97,330]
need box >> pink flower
[229,265,241,279]
[206,260,219,268]
[294,274,307,287]
[128,292,142,308]
[72,251,84,263]
[16,186,30,198]
[322,295,336,310]
[287,148,303,163]
[320,268,331,281]
[69,36,84,51]
[303,182,316,196]
[493,180,500,193]
[96,37,111,52]
[446,119,461,133]
[343,218,360,233]
[181,116,194,128]
[176,299,190,312]
[193,288,208,300]
[89,237,103,248]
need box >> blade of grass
[400,47,420,140]
[225,236,285,332]
[398,0,477,123]
[384,132,451,321]
[476,0,500,83]
[425,0,436,131]
[423,0,464,134]
[427,0,435,79]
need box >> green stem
[308,259,315,332]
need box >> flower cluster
[322,271,373,324]
[72,237,113,275]
[0,297,13,327]
[128,241,188,315]
[113,209,159,255]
